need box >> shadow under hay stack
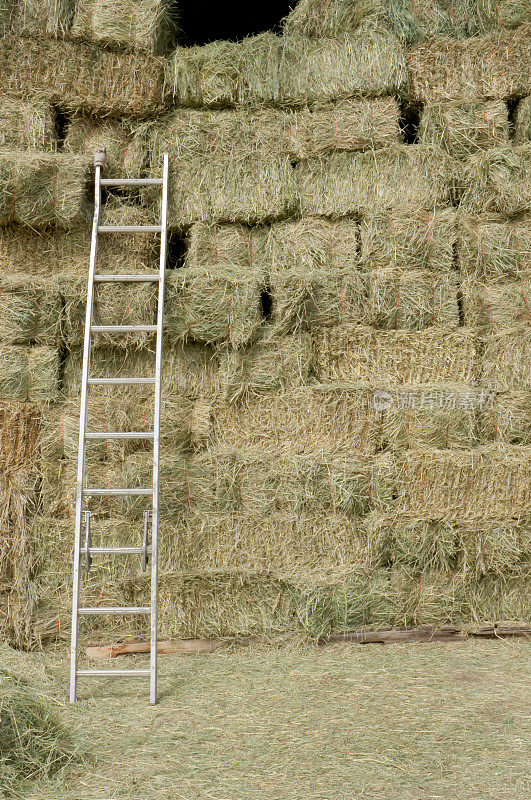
[0,0,530,660]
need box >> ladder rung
[88,377,155,385]
[78,606,150,615]
[94,274,160,282]
[91,325,158,333]
[98,225,162,233]
[85,431,154,440]
[80,546,152,555]
[83,488,153,496]
[100,178,163,186]
[77,670,151,677]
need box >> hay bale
[458,145,531,217]
[10,0,75,37]
[165,30,408,107]
[462,278,531,328]
[185,222,269,271]
[481,325,530,391]
[283,0,531,42]
[212,385,382,456]
[0,672,76,792]
[298,146,454,217]
[478,391,531,445]
[314,325,477,385]
[147,109,297,226]
[71,0,178,54]
[376,385,479,450]
[0,97,56,151]
[0,346,59,402]
[407,25,531,103]
[360,207,457,273]
[267,215,360,272]
[368,268,460,330]
[0,151,89,228]
[220,334,313,401]
[63,342,222,398]
[63,116,146,178]
[419,100,509,158]
[0,274,62,345]
[457,215,531,279]
[0,33,167,117]
[290,97,400,159]
[515,95,531,143]
[394,444,531,519]
[165,266,265,347]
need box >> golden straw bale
[478,391,531,445]
[480,325,531,391]
[10,0,75,37]
[314,325,477,385]
[394,444,531,519]
[419,100,509,158]
[462,278,531,328]
[298,146,454,217]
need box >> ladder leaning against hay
[69,149,169,705]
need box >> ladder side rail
[150,153,169,705]
[69,159,103,703]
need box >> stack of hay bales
[0,0,529,648]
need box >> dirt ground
[8,639,531,800]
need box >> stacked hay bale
[0,0,529,648]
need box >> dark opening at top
[177,0,294,47]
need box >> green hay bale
[71,0,178,54]
[212,385,382,456]
[0,672,76,793]
[165,30,408,107]
[478,391,531,445]
[462,278,531,328]
[515,95,531,143]
[459,145,531,217]
[419,100,509,158]
[457,215,531,280]
[283,0,530,43]
[63,342,222,398]
[368,268,460,330]
[481,325,530,391]
[185,222,269,271]
[220,333,313,402]
[0,33,167,117]
[0,97,56,151]
[298,146,454,217]
[314,325,477,385]
[165,266,265,346]
[0,274,62,345]
[268,215,359,272]
[0,151,90,228]
[394,444,531,519]
[0,345,59,403]
[10,0,75,36]
[376,384,479,450]
[360,207,457,273]
[148,110,297,226]
[407,25,531,103]
[63,115,146,179]
[290,97,400,158]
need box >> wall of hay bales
[0,0,529,649]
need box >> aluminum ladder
[70,149,169,705]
